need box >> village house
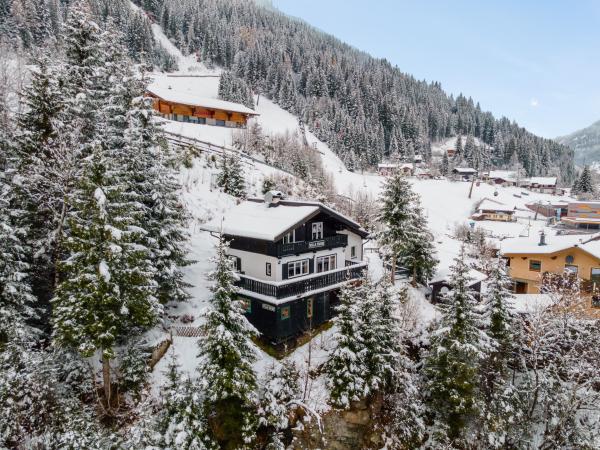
[471,198,516,222]
[203,191,369,343]
[483,170,519,186]
[561,201,600,230]
[377,162,413,176]
[452,167,477,181]
[147,85,259,128]
[527,176,559,194]
[500,232,600,294]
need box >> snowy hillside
[148,26,576,394]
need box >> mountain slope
[133,0,574,183]
[556,119,600,165]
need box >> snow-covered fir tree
[377,171,437,285]
[573,165,596,198]
[216,149,246,198]
[424,246,488,445]
[152,351,216,450]
[441,150,449,176]
[327,278,367,408]
[259,360,301,433]
[0,137,36,344]
[197,235,258,448]
[52,144,161,409]
[122,73,191,304]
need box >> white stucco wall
[337,230,364,261]
[228,248,279,281]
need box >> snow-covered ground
[146,26,575,411]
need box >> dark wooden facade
[240,290,340,343]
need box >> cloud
[530,98,539,107]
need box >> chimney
[538,230,547,246]
[264,190,285,207]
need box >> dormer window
[312,222,323,240]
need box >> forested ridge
[2,0,575,182]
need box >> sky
[272,0,600,138]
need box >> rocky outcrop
[291,395,385,450]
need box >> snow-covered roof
[203,201,319,241]
[477,198,515,213]
[500,232,600,256]
[378,163,398,169]
[202,198,368,241]
[146,84,259,115]
[453,167,477,174]
[529,176,557,186]
[488,170,517,181]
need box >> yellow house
[500,233,600,293]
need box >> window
[529,260,541,272]
[229,256,241,272]
[351,246,357,259]
[287,259,309,278]
[591,268,600,285]
[312,222,323,240]
[282,229,297,244]
[564,264,578,274]
[266,262,272,277]
[280,306,290,320]
[316,254,337,273]
[307,298,314,318]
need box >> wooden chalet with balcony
[203,191,369,343]
[147,85,259,128]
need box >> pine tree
[52,144,160,409]
[476,257,519,448]
[122,73,191,304]
[424,246,487,444]
[197,235,258,447]
[377,172,437,285]
[217,150,246,198]
[156,351,216,450]
[576,165,596,196]
[441,150,449,176]
[0,143,35,345]
[259,360,301,432]
[327,279,366,408]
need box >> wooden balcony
[266,234,348,257]
[236,261,367,300]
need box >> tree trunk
[102,352,111,410]
[412,265,418,287]
[390,256,396,285]
[468,176,476,199]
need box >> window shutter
[308,258,314,274]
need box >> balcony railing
[236,261,367,300]
[266,234,348,257]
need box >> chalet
[446,148,456,158]
[485,170,519,186]
[428,267,487,303]
[528,176,558,194]
[562,201,600,230]
[452,167,477,181]
[203,191,369,343]
[500,232,600,293]
[471,198,516,222]
[377,162,413,176]
[146,85,259,128]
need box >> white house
[203,191,369,343]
